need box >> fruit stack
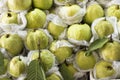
[0,0,120,80]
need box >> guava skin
[84,4,104,24]
[75,51,96,70]
[1,12,18,24]
[0,34,24,56]
[7,0,32,11]
[94,20,114,38]
[33,0,53,10]
[31,50,55,72]
[26,29,49,50]
[8,56,25,77]
[49,41,73,64]
[46,73,61,80]
[100,41,120,61]
[26,8,46,29]
[95,60,116,79]
[47,22,65,39]
[67,24,92,41]
[107,5,120,19]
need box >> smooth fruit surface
[0,34,24,56]
[67,24,92,41]
[7,0,32,11]
[84,4,104,24]
[50,41,72,64]
[95,60,115,79]
[33,0,53,10]
[75,51,96,70]
[8,56,25,77]
[1,12,18,24]
[47,73,61,80]
[48,22,65,39]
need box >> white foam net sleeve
[43,29,54,44]
[74,72,86,80]
[90,71,112,80]
[96,0,112,8]
[58,28,67,40]
[54,71,64,80]
[46,66,64,80]
[16,73,27,80]
[17,30,27,41]
[0,0,8,14]
[0,48,14,59]
[46,66,59,75]
[66,54,75,64]
[57,5,86,25]
[47,14,68,27]
[53,40,75,51]
[0,72,9,79]
[107,0,120,8]
[76,0,88,6]
[47,14,68,40]
[68,38,90,46]
[86,0,99,7]
[113,61,120,78]
[90,16,119,43]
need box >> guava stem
[10,76,13,79]
[116,5,119,9]
[6,34,10,38]
[65,60,69,66]
[106,66,113,70]
[22,46,28,56]
[109,35,113,42]
[19,56,21,61]
[33,29,37,32]
[37,40,45,70]
[80,46,88,51]
[37,39,41,61]
[7,13,12,17]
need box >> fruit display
[1,0,120,80]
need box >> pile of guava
[0,0,120,80]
